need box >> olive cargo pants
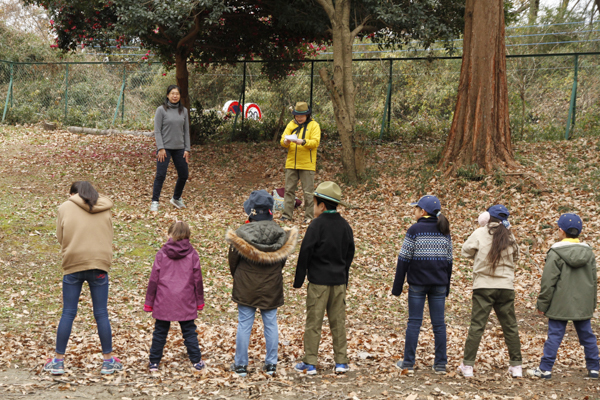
[302,283,348,365]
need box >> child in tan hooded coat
[458,205,522,378]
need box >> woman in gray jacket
[150,85,190,212]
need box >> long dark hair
[163,84,184,115]
[487,216,515,275]
[70,181,99,211]
[436,212,450,236]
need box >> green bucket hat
[313,181,349,207]
[292,101,311,115]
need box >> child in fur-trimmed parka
[226,190,298,377]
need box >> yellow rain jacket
[280,119,321,171]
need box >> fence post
[2,63,13,123]
[121,65,126,123]
[565,54,579,140]
[387,59,393,130]
[64,63,69,122]
[379,59,393,140]
[230,64,246,141]
[309,60,315,110]
[113,66,127,125]
[241,61,246,131]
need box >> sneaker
[170,197,186,209]
[395,360,414,376]
[587,370,599,379]
[432,365,447,375]
[193,361,205,371]
[303,218,312,224]
[148,362,159,372]
[101,357,123,375]
[527,367,551,380]
[44,358,65,375]
[457,363,474,378]
[508,365,522,378]
[150,201,159,212]
[263,363,277,375]
[335,363,350,374]
[294,362,317,375]
[279,217,290,223]
[230,363,247,377]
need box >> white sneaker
[457,363,473,377]
[527,367,551,379]
[508,365,522,378]
[170,197,186,209]
[150,201,159,212]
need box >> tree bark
[439,0,518,175]
[528,0,540,25]
[175,51,190,110]
[316,0,365,183]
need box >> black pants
[149,320,201,364]
[152,148,188,202]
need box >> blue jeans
[56,269,112,355]
[402,285,447,368]
[152,148,189,202]
[540,319,600,371]
[234,305,278,366]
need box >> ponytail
[69,181,99,211]
[436,212,450,236]
[486,216,515,276]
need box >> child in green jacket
[528,213,599,380]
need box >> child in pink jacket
[144,221,205,372]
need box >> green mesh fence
[1,53,599,142]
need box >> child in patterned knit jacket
[392,195,453,375]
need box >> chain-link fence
[1,52,600,141]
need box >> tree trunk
[175,51,190,110]
[439,0,517,175]
[316,0,365,183]
[174,51,196,143]
[528,0,540,25]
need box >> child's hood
[69,194,113,214]
[162,238,193,259]
[549,241,594,269]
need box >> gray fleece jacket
[154,102,190,151]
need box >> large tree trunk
[439,0,517,175]
[316,0,366,184]
[175,51,196,143]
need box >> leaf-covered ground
[1,125,600,399]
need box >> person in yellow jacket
[280,102,321,223]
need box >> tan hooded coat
[56,194,114,275]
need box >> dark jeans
[56,269,112,355]
[540,319,600,371]
[149,319,201,364]
[463,289,522,366]
[152,148,189,202]
[402,285,447,368]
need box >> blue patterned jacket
[392,217,453,296]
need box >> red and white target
[223,100,241,115]
[244,103,262,120]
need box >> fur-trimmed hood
[226,221,298,264]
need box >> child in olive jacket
[528,213,599,380]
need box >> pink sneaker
[457,363,473,377]
[508,365,522,378]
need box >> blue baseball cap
[410,195,442,215]
[487,204,510,221]
[557,213,583,234]
[243,190,274,221]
